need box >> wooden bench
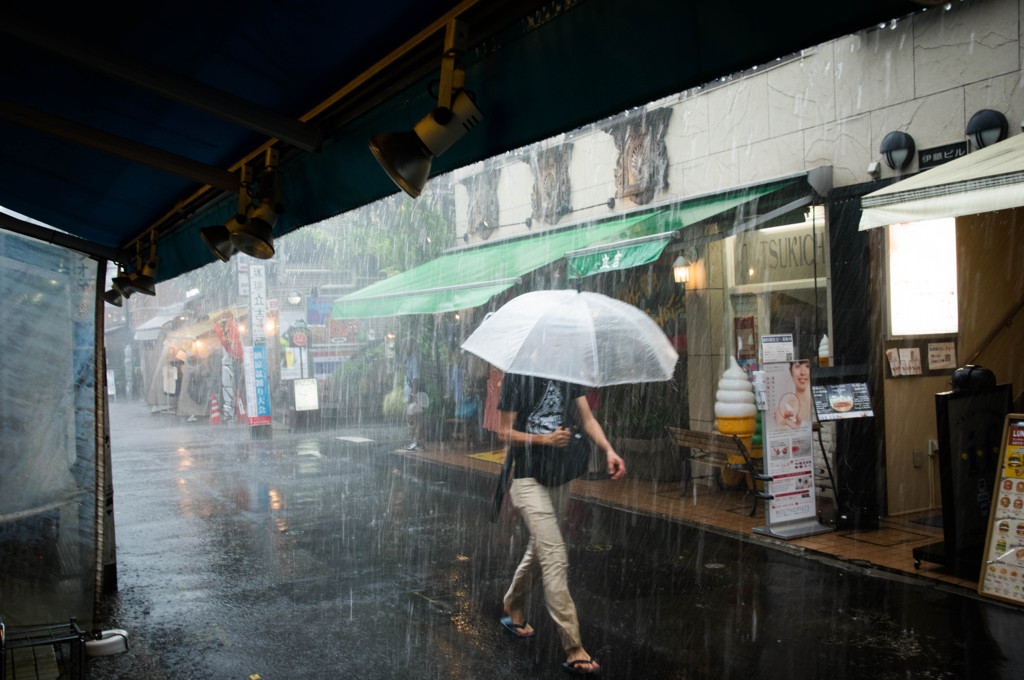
[665,426,770,517]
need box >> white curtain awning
[132,306,183,341]
[133,315,176,341]
[859,134,1024,229]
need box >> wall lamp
[369,20,483,198]
[673,249,697,285]
[672,255,690,284]
[966,109,1008,150]
[880,130,915,171]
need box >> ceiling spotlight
[111,264,134,299]
[200,220,237,262]
[111,237,158,298]
[201,165,253,262]
[131,272,156,296]
[880,130,915,170]
[966,109,1008,150]
[102,287,123,307]
[232,197,277,259]
[229,151,280,259]
[128,237,159,296]
[369,20,483,198]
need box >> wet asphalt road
[91,401,1024,679]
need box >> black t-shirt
[498,373,588,486]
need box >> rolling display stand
[912,385,1012,578]
[812,365,880,530]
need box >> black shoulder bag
[489,396,592,521]
[536,402,592,487]
[490,448,514,523]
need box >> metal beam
[0,210,120,261]
[0,99,240,192]
[1,13,322,152]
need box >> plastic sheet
[0,231,97,627]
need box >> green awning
[566,233,674,279]
[332,213,660,319]
[332,180,799,319]
[566,184,793,278]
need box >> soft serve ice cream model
[715,357,758,485]
[818,334,830,367]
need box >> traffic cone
[209,394,221,425]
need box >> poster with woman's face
[773,360,811,430]
[762,359,816,521]
[763,360,813,466]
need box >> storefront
[859,133,1024,518]
[163,319,218,420]
[331,170,836,484]
[316,0,1020,526]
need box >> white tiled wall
[453,0,1023,240]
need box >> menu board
[811,383,874,421]
[978,415,1024,606]
[293,378,319,412]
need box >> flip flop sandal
[562,658,600,675]
[500,616,534,638]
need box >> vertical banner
[220,351,235,418]
[248,263,267,344]
[210,307,243,359]
[237,260,250,297]
[243,345,272,426]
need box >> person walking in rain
[496,373,625,675]
[404,338,423,450]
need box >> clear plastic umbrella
[461,290,678,386]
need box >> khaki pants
[406,409,422,443]
[503,477,582,651]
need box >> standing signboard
[293,378,319,411]
[754,335,830,539]
[978,414,1024,606]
